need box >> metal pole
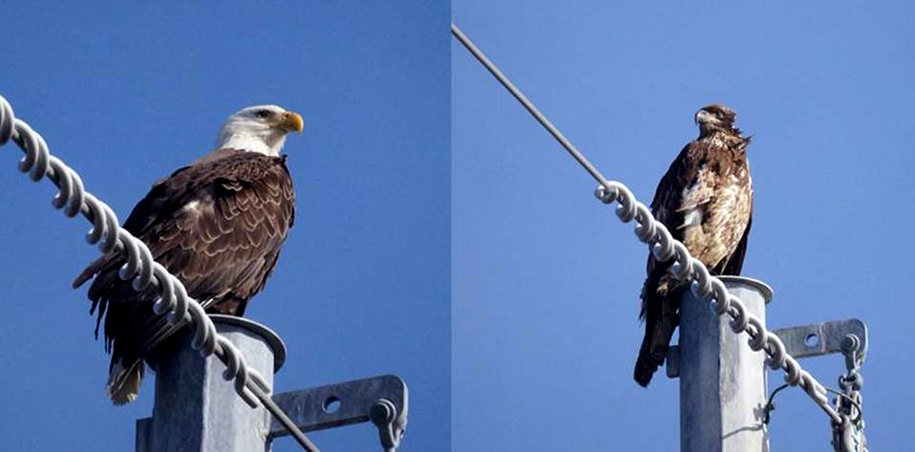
[678,276,773,452]
[136,315,286,452]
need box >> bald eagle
[633,104,753,387]
[73,105,304,404]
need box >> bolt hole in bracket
[269,375,408,452]
[771,318,867,365]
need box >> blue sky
[0,2,448,451]
[3,2,913,451]
[453,1,913,451]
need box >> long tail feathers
[107,359,144,405]
[633,296,679,387]
[634,341,661,387]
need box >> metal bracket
[772,318,867,365]
[667,318,868,379]
[269,374,408,452]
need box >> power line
[0,94,320,452]
[451,23,609,185]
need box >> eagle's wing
[72,149,295,404]
[634,144,695,386]
[136,151,295,312]
[76,149,295,318]
[721,208,752,275]
[642,142,697,302]
[72,166,197,293]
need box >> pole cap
[210,314,287,373]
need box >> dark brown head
[694,103,738,137]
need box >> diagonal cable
[0,94,320,452]
[452,22,843,425]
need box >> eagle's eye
[255,110,272,119]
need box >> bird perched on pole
[633,103,753,387]
[73,105,304,404]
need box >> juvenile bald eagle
[633,103,753,387]
[74,105,304,404]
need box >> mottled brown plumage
[73,148,295,403]
[633,104,753,387]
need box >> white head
[215,105,304,156]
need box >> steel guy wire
[450,23,609,185]
[0,94,320,452]
[452,22,843,425]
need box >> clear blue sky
[0,2,448,451]
[453,1,913,451]
[3,2,913,451]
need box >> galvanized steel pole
[678,276,772,452]
[136,315,286,452]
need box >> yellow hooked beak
[278,111,305,134]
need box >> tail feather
[107,359,144,405]
[633,291,680,387]
[634,342,661,387]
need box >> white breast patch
[681,207,703,229]
[182,200,202,215]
